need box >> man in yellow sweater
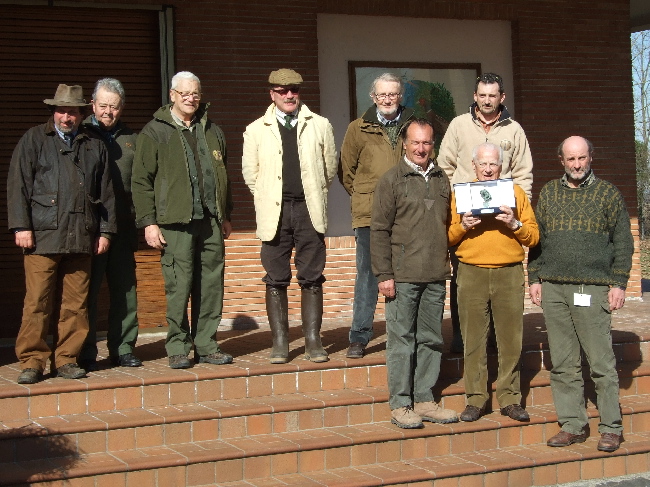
[448,142,539,422]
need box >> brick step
[2,370,650,461]
[1,331,649,423]
[210,434,650,487]
[3,394,650,486]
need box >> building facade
[0,0,639,337]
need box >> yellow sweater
[448,184,539,268]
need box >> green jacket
[132,103,232,228]
[339,106,414,228]
[82,116,137,243]
[371,158,451,284]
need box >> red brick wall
[1,0,640,336]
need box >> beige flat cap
[268,69,303,86]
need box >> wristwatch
[512,220,522,230]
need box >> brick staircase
[2,306,650,486]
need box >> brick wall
[1,0,640,336]
[103,0,645,330]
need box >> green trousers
[385,281,446,410]
[542,282,622,435]
[81,231,139,361]
[160,217,225,357]
[457,262,524,409]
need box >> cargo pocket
[160,251,177,296]
[30,193,58,230]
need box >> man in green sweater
[528,136,633,453]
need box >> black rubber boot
[266,286,289,364]
[301,286,328,363]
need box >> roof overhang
[632,0,650,32]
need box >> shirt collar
[170,109,196,129]
[376,106,402,126]
[404,156,435,178]
[90,115,117,142]
[275,105,300,127]
[561,169,596,188]
[54,125,77,143]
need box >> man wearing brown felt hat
[7,84,116,384]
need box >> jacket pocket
[30,193,58,230]
[213,160,228,220]
[85,194,103,231]
[351,180,376,222]
[395,244,405,271]
[156,178,168,219]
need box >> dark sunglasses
[272,86,300,95]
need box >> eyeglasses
[172,89,201,100]
[476,162,501,169]
[272,86,300,96]
[373,92,401,101]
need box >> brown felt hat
[268,69,303,86]
[43,84,90,107]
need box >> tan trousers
[15,254,91,371]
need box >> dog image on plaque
[453,179,516,215]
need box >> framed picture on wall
[348,62,481,145]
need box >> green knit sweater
[527,175,633,288]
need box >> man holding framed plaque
[448,142,538,422]
[438,73,533,353]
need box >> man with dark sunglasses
[242,69,337,364]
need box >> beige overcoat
[242,103,337,241]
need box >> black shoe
[77,359,99,372]
[500,404,530,422]
[169,354,191,369]
[460,405,484,422]
[110,353,143,367]
[17,368,43,384]
[57,363,87,379]
[346,342,366,359]
[198,352,233,365]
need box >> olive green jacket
[339,106,414,229]
[132,103,232,228]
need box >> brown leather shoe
[597,432,622,452]
[346,342,365,359]
[500,404,530,422]
[460,405,484,422]
[547,430,587,447]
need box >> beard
[377,104,399,118]
[565,166,589,183]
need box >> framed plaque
[453,179,515,215]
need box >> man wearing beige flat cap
[7,84,116,384]
[242,69,337,364]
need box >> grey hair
[370,73,403,98]
[92,78,125,105]
[472,142,503,165]
[171,71,201,91]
